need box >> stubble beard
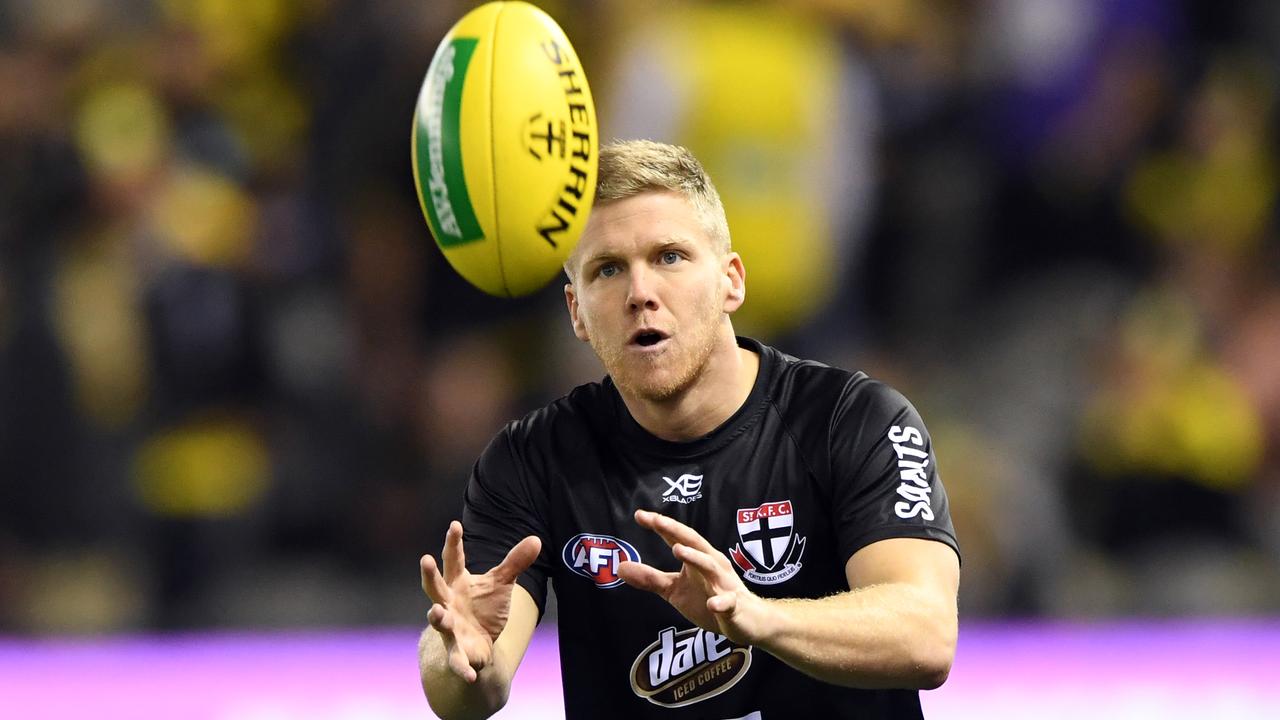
[590,296,723,403]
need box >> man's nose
[626,265,660,312]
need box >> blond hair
[566,140,730,280]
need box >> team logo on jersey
[629,625,752,708]
[562,533,640,588]
[661,473,704,505]
[728,500,806,585]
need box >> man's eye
[598,263,619,278]
[660,251,680,265]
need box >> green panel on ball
[414,37,484,248]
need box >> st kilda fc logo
[729,500,806,585]
[562,533,640,588]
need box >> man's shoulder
[757,341,911,428]
[763,343,868,406]
[502,377,613,448]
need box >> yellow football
[411,1,598,297]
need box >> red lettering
[741,501,797,521]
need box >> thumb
[617,561,675,595]
[707,592,738,615]
[491,535,542,584]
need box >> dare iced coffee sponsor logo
[562,533,640,588]
[629,626,752,708]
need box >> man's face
[565,190,744,401]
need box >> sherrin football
[411,1,598,297]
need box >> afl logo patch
[630,626,752,707]
[562,533,640,588]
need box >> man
[418,140,960,719]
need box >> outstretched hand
[420,521,541,682]
[617,509,768,646]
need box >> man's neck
[618,331,761,443]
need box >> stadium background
[1,0,1277,717]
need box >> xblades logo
[661,473,703,505]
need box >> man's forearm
[747,583,957,690]
[418,628,513,720]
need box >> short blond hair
[566,140,730,280]
[595,139,730,251]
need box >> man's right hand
[420,521,542,683]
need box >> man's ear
[564,283,590,342]
[722,252,746,313]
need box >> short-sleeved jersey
[463,338,959,719]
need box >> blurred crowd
[1,0,1278,633]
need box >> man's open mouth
[630,329,669,347]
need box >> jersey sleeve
[461,426,553,619]
[829,379,960,566]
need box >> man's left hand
[617,509,769,645]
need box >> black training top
[463,337,959,719]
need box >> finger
[448,644,478,683]
[420,555,451,604]
[635,509,718,554]
[616,560,677,595]
[707,592,738,614]
[491,535,542,584]
[427,604,455,636]
[442,521,467,583]
[673,543,727,583]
